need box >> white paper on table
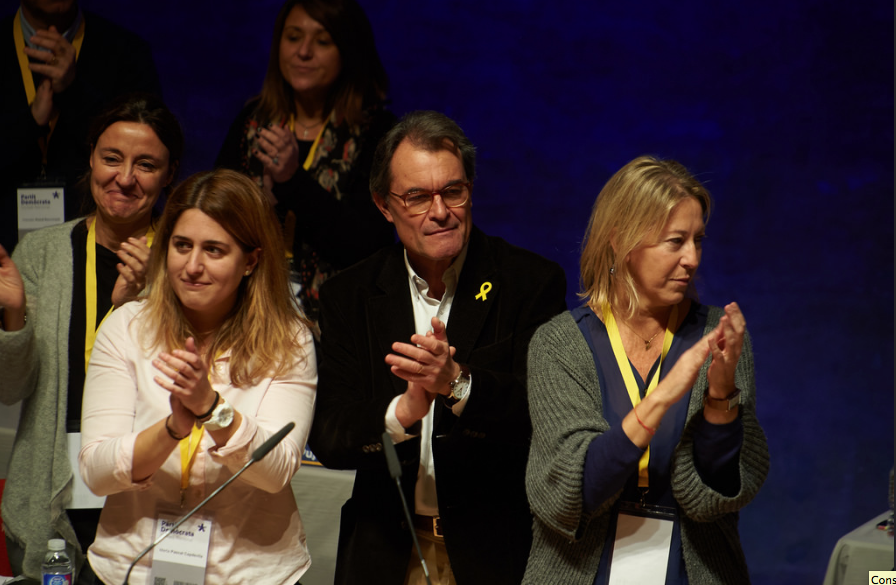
[607,512,673,585]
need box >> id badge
[16,180,65,241]
[608,501,676,585]
[148,512,212,585]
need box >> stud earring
[244,269,252,277]
[609,264,616,276]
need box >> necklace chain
[295,118,323,139]
[618,317,663,350]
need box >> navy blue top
[571,303,743,585]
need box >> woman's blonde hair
[579,155,712,318]
[140,169,312,386]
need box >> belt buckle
[432,515,443,538]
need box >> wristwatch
[703,388,741,411]
[200,396,235,430]
[444,368,471,407]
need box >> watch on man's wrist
[200,396,235,430]
[444,368,471,407]
[703,388,741,412]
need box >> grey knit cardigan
[523,308,769,584]
[0,220,85,578]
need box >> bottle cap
[48,539,65,551]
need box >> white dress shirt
[384,245,471,516]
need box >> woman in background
[0,93,181,582]
[216,0,394,323]
[524,156,769,584]
[79,169,317,585]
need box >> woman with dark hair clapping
[217,0,395,324]
[0,93,182,583]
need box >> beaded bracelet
[165,415,189,441]
[633,405,657,435]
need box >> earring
[244,269,252,277]
[609,264,616,276]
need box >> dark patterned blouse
[217,99,395,324]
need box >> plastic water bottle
[41,539,73,585]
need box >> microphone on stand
[381,431,432,585]
[121,421,296,585]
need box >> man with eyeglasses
[309,110,566,585]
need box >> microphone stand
[121,421,295,585]
[382,431,432,585]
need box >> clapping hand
[254,124,300,184]
[655,330,712,407]
[386,317,459,396]
[111,236,151,308]
[706,302,746,398]
[25,26,77,126]
[153,337,218,434]
[390,318,460,427]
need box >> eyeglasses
[389,182,471,216]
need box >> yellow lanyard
[14,8,85,162]
[179,423,204,507]
[180,356,222,506]
[288,113,328,170]
[84,219,155,371]
[602,303,678,487]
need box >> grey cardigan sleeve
[525,312,614,540]
[0,321,37,404]
[0,237,43,405]
[671,306,770,521]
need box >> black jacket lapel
[369,246,416,397]
[447,227,497,363]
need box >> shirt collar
[19,7,83,50]
[403,243,469,303]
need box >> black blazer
[310,226,567,585]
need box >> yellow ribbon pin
[475,282,492,301]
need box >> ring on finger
[272,156,280,166]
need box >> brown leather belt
[413,514,443,538]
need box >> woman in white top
[80,168,317,585]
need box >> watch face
[204,399,235,430]
[452,383,464,401]
[450,373,469,400]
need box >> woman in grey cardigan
[0,94,182,582]
[524,156,769,585]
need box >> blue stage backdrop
[85,0,894,581]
